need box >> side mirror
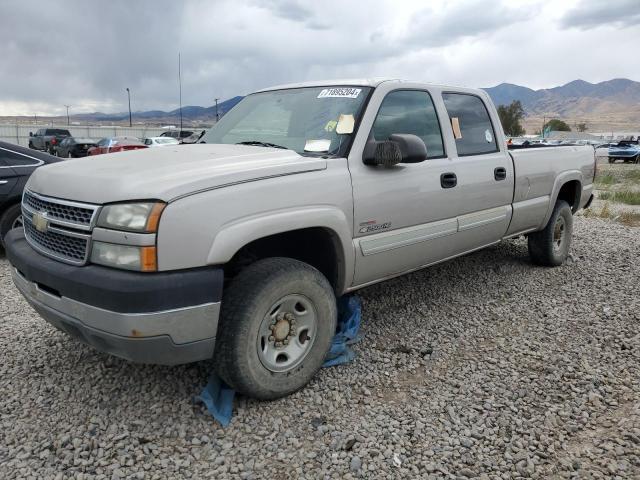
[29,132,33,137]
[363,134,428,167]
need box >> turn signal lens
[140,246,158,272]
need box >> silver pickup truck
[5,79,595,399]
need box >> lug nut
[283,339,289,345]
[268,335,275,342]
[275,341,283,348]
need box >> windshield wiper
[236,141,288,149]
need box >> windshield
[201,86,371,156]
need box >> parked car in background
[181,130,207,144]
[160,130,194,143]
[607,141,640,163]
[88,137,148,156]
[0,141,60,246]
[28,128,71,154]
[143,137,180,147]
[55,137,98,158]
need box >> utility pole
[126,88,132,127]
[178,53,183,133]
[215,98,219,122]
[542,116,546,139]
[64,105,71,126]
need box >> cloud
[560,0,640,29]
[0,0,638,116]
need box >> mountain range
[69,96,244,124]
[482,78,640,133]
[3,79,638,133]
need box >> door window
[372,90,445,158]
[0,149,41,167]
[442,93,498,156]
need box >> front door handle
[440,172,457,189]
[0,180,8,185]
[494,167,507,181]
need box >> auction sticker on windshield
[317,88,361,99]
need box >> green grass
[625,170,640,182]
[598,190,640,205]
[596,166,640,186]
[595,174,616,186]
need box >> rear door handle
[494,167,507,181]
[440,172,457,189]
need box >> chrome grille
[23,191,95,228]
[21,191,98,265]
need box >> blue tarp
[197,295,362,426]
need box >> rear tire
[0,204,23,247]
[214,257,337,400]
[528,200,573,267]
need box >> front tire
[214,258,337,400]
[0,204,23,247]
[528,200,573,266]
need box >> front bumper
[5,230,223,365]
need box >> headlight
[91,242,157,272]
[97,202,165,232]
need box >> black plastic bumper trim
[5,229,223,314]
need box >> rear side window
[372,90,444,158]
[0,148,42,167]
[442,93,498,156]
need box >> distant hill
[483,78,640,132]
[71,96,244,124]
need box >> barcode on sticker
[317,88,362,99]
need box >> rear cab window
[442,93,498,156]
[371,90,445,159]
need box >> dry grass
[582,201,640,226]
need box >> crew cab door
[348,87,462,286]
[439,92,514,255]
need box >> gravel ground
[1,216,639,479]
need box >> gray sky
[1,0,638,116]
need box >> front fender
[208,206,355,289]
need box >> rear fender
[540,171,582,227]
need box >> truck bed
[506,145,595,236]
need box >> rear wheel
[214,257,337,400]
[528,200,573,266]
[0,204,23,247]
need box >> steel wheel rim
[553,216,565,252]
[11,214,23,230]
[257,294,317,373]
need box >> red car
[88,137,148,156]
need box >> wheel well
[225,227,345,294]
[557,180,581,213]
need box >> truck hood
[27,144,327,204]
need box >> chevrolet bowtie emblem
[32,212,49,232]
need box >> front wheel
[0,204,23,247]
[214,257,337,400]
[528,200,573,266]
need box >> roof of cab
[253,79,486,97]
[254,78,398,93]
